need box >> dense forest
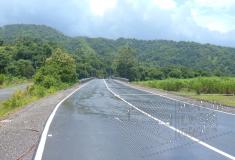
[0,24,235,82]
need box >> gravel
[0,83,80,160]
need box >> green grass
[0,82,73,118]
[135,77,235,107]
[191,94,235,107]
[173,91,235,107]
[0,89,37,118]
[0,75,31,89]
[136,77,235,94]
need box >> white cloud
[1,0,235,46]
[191,9,235,33]
[190,0,235,33]
[89,0,117,16]
[153,0,176,10]
[193,0,235,9]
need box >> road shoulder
[0,83,80,160]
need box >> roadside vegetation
[1,24,235,117]
[135,77,235,107]
[0,49,77,118]
[0,74,30,89]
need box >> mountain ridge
[0,24,234,75]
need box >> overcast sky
[1,0,235,47]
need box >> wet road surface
[40,79,235,160]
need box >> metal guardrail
[111,76,129,82]
[79,77,95,84]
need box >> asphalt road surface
[36,79,235,160]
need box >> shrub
[34,49,77,87]
[28,85,46,97]
[5,60,35,78]
[156,79,187,91]
[3,90,28,108]
[138,77,235,94]
[191,80,203,94]
[41,75,58,88]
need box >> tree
[168,68,182,78]
[0,40,3,46]
[147,67,164,80]
[5,60,35,78]
[34,49,77,87]
[115,47,139,81]
[15,38,52,68]
[74,46,106,78]
[0,52,9,73]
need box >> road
[35,79,235,160]
[0,83,29,101]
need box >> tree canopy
[0,24,235,82]
[34,49,77,88]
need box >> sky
[1,0,235,47]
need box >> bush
[41,75,58,88]
[28,85,46,97]
[138,77,235,94]
[34,49,77,87]
[5,60,35,78]
[3,90,28,108]
[158,79,187,91]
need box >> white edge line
[34,81,91,160]
[114,80,235,116]
[104,79,235,160]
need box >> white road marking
[0,119,12,123]
[34,81,92,160]
[47,134,52,137]
[114,117,122,122]
[114,80,235,116]
[104,79,235,160]
[119,93,153,96]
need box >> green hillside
[83,37,235,75]
[0,24,235,77]
[0,24,68,43]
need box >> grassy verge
[135,77,235,107]
[191,94,235,107]
[0,48,79,119]
[174,91,235,107]
[0,75,31,89]
[0,82,74,119]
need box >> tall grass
[0,82,71,117]
[137,77,235,94]
[0,74,29,88]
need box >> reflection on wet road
[42,79,235,160]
